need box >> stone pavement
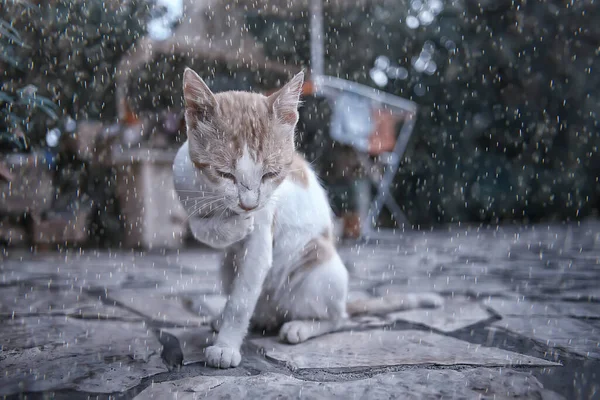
[1,221,599,399]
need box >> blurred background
[0,0,598,250]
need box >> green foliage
[1,0,153,147]
[1,2,58,151]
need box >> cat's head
[182,67,304,214]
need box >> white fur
[174,143,348,368]
[236,145,261,210]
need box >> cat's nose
[239,187,259,211]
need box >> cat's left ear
[183,67,217,121]
[268,71,304,126]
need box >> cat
[172,67,443,369]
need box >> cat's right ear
[183,67,217,120]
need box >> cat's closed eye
[217,171,236,182]
[262,171,279,181]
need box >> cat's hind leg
[276,248,349,344]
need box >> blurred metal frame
[310,0,418,236]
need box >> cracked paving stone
[251,329,560,370]
[0,286,141,320]
[1,253,222,293]
[0,316,167,395]
[558,288,600,303]
[374,276,512,297]
[492,316,600,359]
[121,266,223,294]
[1,259,129,289]
[484,297,600,319]
[551,302,600,318]
[165,251,221,272]
[133,369,564,400]
[106,289,209,327]
[386,296,492,332]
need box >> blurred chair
[312,75,418,237]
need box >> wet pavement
[1,221,599,399]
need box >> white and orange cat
[173,67,442,369]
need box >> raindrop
[64,116,77,133]
[412,56,427,73]
[425,60,437,75]
[369,68,389,87]
[411,0,423,11]
[429,0,444,14]
[387,66,409,80]
[414,83,426,96]
[374,55,391,70]
[444,39,457,51]
[406,15,420,29]
[46,128,61,147]
[418,10,434,26]
[423,41,436,54]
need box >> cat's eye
[217,171,236,182]
[192,161,208,170]
[262,171,278,181]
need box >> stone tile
[0,287,140,320]
[251,330,559,370]
[484,297,559,317]
[551,302,600,318]
[0,269,55,286]
[165,251,221,272]
[387,296,492,332]
[559,288,600,302]
[375,276,510,296]
[493,317,600,359]
[484,297,600,319]
[0,317,167,395]
[1,253,222,292]
[126,265,223,294]
[134,369,564,400]
[1,259,130,289]
[107,288,208,327]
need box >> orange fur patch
[288,153,310,188]
[298,230,335,271]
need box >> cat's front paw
[224,215,254,242]
[204,344,241,368]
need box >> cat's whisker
[185,201,208,222]
[179,192,223,200]
[176,189,220,194]
[183,199,219,208]
[307,155,321,166]
[213,205,230,226]
[180,195,222,203]
[197,198,227,214]
[184,197,225,222]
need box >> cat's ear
[268,71,304,126]
[183,67,217,120]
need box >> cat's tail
[346,293,444,316]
